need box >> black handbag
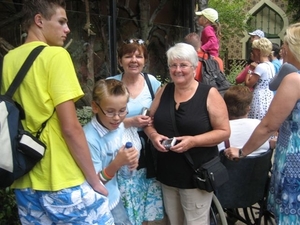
[169,97,228,192]
[192,155,229,192]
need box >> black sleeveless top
[154,82,218,188]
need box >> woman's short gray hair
[166,43,199,68]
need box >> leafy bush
[76,106,93,126]
[226,63,245,85]
[0,188,20,225]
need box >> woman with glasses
[144,43,230,225]
[83,79,139,224]
[109,39,164,225]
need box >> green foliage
[0,188,20,225]
[226,63,245,85]
[208,0,251,55]
[76,106,93,126]
[284,0,300,22]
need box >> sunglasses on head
[124,39,145,45]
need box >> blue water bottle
[120,142,133,178]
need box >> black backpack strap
[5,45,46,98]
[198,51,210,62]
[36,109,55,138]
[143,73,155,100]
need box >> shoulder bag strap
[143,73,155,100]
[169,97,195,170]
[2,45,50,138]
[5,45,46,98]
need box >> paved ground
[148,208,273,224]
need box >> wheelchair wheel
[210,194,228,225]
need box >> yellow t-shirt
[2,41,85,191]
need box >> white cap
[248,29,265,38]
[195,8,219,23]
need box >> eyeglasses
[124,39,145,45]
[168,64,193,71]
[95,102,128,118]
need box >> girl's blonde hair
[252,38,272,57]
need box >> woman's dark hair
[117,39,148,61]
[272,43,281,59]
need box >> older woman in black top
[144,43,230,225]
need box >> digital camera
[141,107,150,116]
[161,137,177,150]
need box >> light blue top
[83,120,125,210]
[271,58,282,74]
[109,73,161,118]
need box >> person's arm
[100,144,139,184]
[245,62,259,88]
[235,65,250,84]
[201,27,218,53]
[122,115,151,129]
[122,75,161,129]
[189,87,230,147]
[56,100,108,196]
[245,72,259,88]
[225,72,300,159]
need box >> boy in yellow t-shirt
[1,0,113,224]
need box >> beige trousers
[162,184,213,225]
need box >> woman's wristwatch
[239,148,246,158]
[248,70,253,74]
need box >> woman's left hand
[127,115,152,128]
[224,147,239,160]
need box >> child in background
[184,32,224,82]
[83,79,139,225]
[195,8,221,57]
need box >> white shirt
[218,118,270,156]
